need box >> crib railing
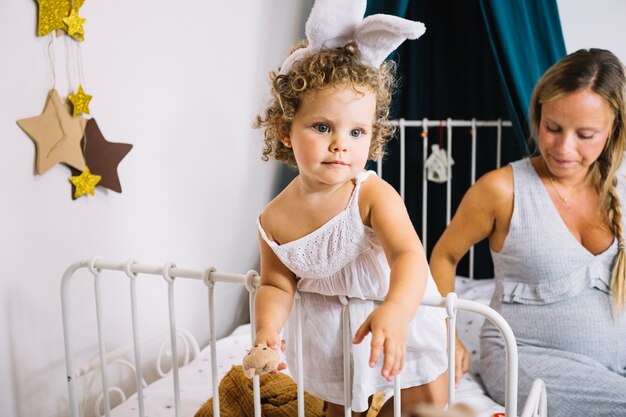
[385,118,513,277]
[61,257,547,417]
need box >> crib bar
[377,157,383,178]
[446,118,452,225]
[207,283,220,417]
[164,268,182,417]
[469,119,477,279]
[82,259,248,285]
[295,293,305,416]
[93,270,112,417]
[339,295,353,415]
[445,293,458,405]
[394,375,401,417]
[400,118,406,201]
[422,118,429,253]
[389,119,513,128]
[128,270,146,417]
[249,290,262,417]
[497,119,503,168]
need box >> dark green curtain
[364,0,565,277]
[479,0,567,154]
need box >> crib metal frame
[61,257,546,417]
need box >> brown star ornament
[17,89,86,174]
[77,118,132,193]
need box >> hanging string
[77,43,86,88]
[64,35,74,94]
[46,33,57,90]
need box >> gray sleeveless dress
[479,158,626,417]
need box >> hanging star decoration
[68,85,92,116]
[68,118,132,199]
[36,0,85,37]
[17,89,86,174]
[62,8,85,42]
[69,166,101,198]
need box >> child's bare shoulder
[359,174,401,204]
[258,181,296,242]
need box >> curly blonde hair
[529,48,626,313]
[255,41,397,167]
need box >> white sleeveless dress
[258,171,447,412]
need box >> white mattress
[112,277,503,417]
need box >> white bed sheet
[112,277,503,417]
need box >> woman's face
[538,88,615,180]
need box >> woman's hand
[454,337,471,386]
[352,302,410,382]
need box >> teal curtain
[479,0,566,154]
[364,1,566,277]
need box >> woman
[430,48,626,417]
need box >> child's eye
[545,125,560,133]
[314,123,330,133]
[350,128,363,138]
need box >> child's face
[285,85,376,186]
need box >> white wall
[0,0,310,416]
[558,0,626,61]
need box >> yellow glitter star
[68,85,92,116]
[69,166,101,198]
[62,8,86,42]
[36,0,85,37]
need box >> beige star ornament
[68,85,92,116]
[17,89,86,174]
[69,166,101,198]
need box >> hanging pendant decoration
[20,2,134,200]
[36,0,86,38]
[16,89,86,174]
[68,84,92,116]
[62,8,86,42]
[72,118,133,196]
[69,166,101,198]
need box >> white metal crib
[61,118,548,417]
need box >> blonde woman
[430,48,626,417]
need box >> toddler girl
[252,1,448,415]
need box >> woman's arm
[352,176,428,381]
[429,166,513,383]
[430,166,513,296]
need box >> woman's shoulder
[471,163,514,203]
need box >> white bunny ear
[354,14,426,68]
[305,0,366,49]
[279,47,313,75]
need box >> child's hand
[252,331,287,373]
[352,302,410,381]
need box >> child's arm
[352,177,428,382]
[253,232,297,355]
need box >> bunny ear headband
[279,0,426,75]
